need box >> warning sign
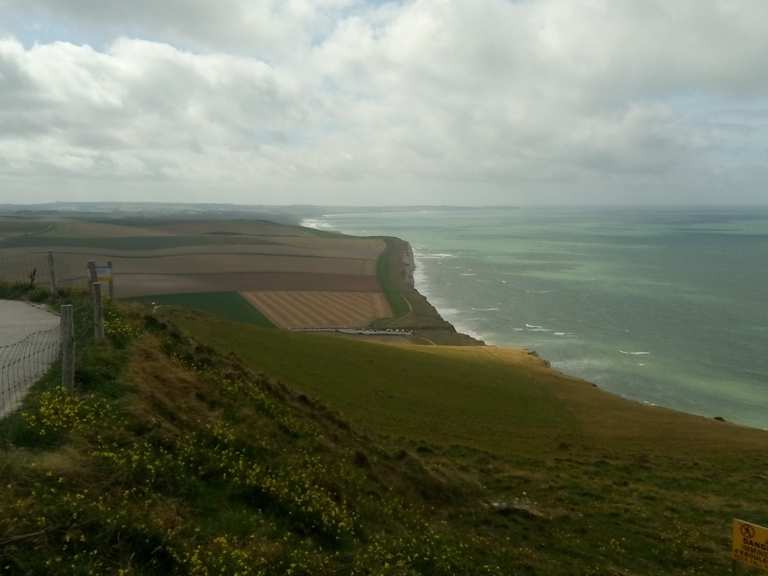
[733,519,768,571]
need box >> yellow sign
[733,519,768,571]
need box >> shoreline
[409,248,495,345]
[300,218,762,429]
[391,239,768,430]
[301,216,487,346]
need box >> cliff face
[377,237,483,346]
[401,241,416,289]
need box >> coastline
[374,236,484,346]
[390,238,768,429]
[301,216,486,346]
[301,217,765,428]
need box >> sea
[302,207,768,430]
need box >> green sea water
[305,207,768,429]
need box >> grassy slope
[174,311,768,575]
[131,292,274,328]
[3,305,521,575]
[175,313,566,453]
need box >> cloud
[0,0,767,204]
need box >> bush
[28,286,51,302]
[0,280,33,299]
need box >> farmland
[132,292,274,327]
[0,210,470,341]
[0,213,393,327]
[242,291,392,329]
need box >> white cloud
[0,0,767,204]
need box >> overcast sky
[1,0,767,206]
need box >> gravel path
[0,300,59,346]
[0,300,60,419]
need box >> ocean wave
[417,252,456,260]
[619,350,651,356]
[300,218,335,230]
[525,323,543,329]
[460,272,477,277]
[472,307,500,312]
[439,307,461,315]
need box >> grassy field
[171,310,768,575]
[132,292,275,328]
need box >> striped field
[241,290,391,329]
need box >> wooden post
[60,305,75,388]
[92,282,105,341]
[87,261,97,295]
[107,261,114,300]
[48,252,58,296]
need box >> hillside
[2,296,766,574]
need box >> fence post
[93,282,105,341]
[60,305,75,388]
[88,261,97,295]
[107,261,114,300]
[48,252,58,296]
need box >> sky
[0,0,767,206]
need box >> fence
[0,326,62,419]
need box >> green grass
[0,306,529,575]
[2,296,768,574]
[170,311,768,575]
[133,292,274,328]
[375,237,410,318]
[172,314,568,453]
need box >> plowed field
[242,291,392,329]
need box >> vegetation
[375,238,411,318]
[1,224,766,573]
[0,305,519,575]
[174,310,768,576]
[132,292,274,328]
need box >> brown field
[117,273,382,298]
[0,218,387,300]
[1,251,375,281]
[242,290,392,329]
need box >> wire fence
[0,325,61,419]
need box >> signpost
[733,519,768,572]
